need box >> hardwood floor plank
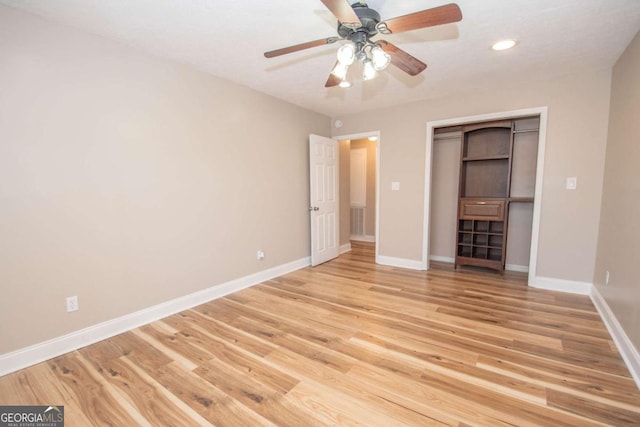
[73,353,153,427]
[86,331,174,373]
[47,353,144,426]
[153,361,275,426]
[131,328,201,371]
[230,315,358,374]
[477,356,640,411]
[512,339,631,376]
[349,333,548,404]
[547,388,640,425]
[141,322,216,366]
[265,347,448,426]
[120,357,215,427]
[78,352,204,426]
[194,358,324,426]
[286,380,450,426]
[0,362,95,426]
[160,312,299,395]
[184,307,278,357]
[346,362,522,426]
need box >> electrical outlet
[66,296,79,312]
[257,250,265,260]
[605,271,610,285]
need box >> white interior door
[309,134,339,266]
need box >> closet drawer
[459,199,505,221]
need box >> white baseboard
[505,263,529,273]
[428,255,528,273]
[429,255,454,263]
[350,234,375,243]
[0,256,310,377]
[590,286,640,390]
[340,243,352,254]
[377,255,426,270]
[529,276,592,295]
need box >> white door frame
[423,107,548,285]
[333,130,381,263]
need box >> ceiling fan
[264,1,462,88]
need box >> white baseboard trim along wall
[376,255,425,270]
[590,286,640,390]
[350,235,375,243]
[340,243,352,254]
[429,255,454,264]
[0,256,310,377]
[530,276,592,295]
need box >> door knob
[309,206,320,211]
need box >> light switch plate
[566,177,577,190]
[391,182,400,191]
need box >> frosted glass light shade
[362,60,376,80]
[371,46,390,70]
[331,62,349,80]
[337,43,356,65]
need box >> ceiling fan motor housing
[337,3,380,39]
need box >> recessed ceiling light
[339,81,351,88]
[368,136,378,141]
[491,39,517,51]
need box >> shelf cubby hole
[489,222,504,233]
[473,247,488,259]
[488,248,502,261]
[458,246,472,257]
[458,233,472,245]
[474,221,489,232]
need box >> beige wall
[0,6,329,354]
[350,138,377,238]
[594,31,640,351]
[332,69,612,283]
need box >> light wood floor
[2,242,640,426]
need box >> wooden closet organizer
[454,119,537,272]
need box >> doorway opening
[335,131,380,260]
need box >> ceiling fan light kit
[331,41,390,84]
[337,43,356,65]
[331,62,349,80]
[264,1,463,87]
[362,59,377,80]
[371,46,391,70]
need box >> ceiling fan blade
[320,0,361,27]
[378,41,427,76]
[264,37,338,58]
[382,3,462,34]
[325,66,342,88]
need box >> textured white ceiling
[2,0,639,116]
